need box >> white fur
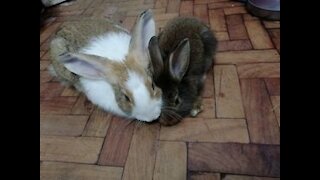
[76,19,162,122]
[143,19,155,49]
[80,32,131,62]
[79,78,127,117]
[126,71,162,122]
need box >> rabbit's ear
[148,36,163,78]
[59,53,110,80]
[129,9,155,53]
[169,38,190,82]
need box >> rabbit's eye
[124,94,131,102]
[174,96,180,106]
[151,82,155,90]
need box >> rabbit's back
[49,18,129,88]
[55,18,129,52]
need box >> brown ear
[148,36,164,79]
[168,38,190,82]
[59,53,119,82]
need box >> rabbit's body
[50,19,130,88]
[149,17,217,125]
[49,10,163,122]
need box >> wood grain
[268,29,280,52]
[82,108,112,137]
[190,172,220,180]
[217,40,252,51]
[71,94,94,115]
[160,118,249,143]
[40,97,78,115]
[214,65,245,118]
[224,174,280,180]
[209,9,227,32]
[215,50,280,64]
[270,96,280,126]
[226,14,248,40]
[264,78,280,96]
[40,136,104,163]
[40,115,88,136]
[244,20,274,49]
[167,0,181,13]
[240,79,280,144]
[208,1,244,9]
[180,1,193,16]
[122,123,160,180]
[98,117,135,166]
[153,141,187,180]
[40,161,123,180]
[237,63,280,78]
[224,6,247,15]
[194,4,209,24]
[188,143,280,177]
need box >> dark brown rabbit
[148,17,217,126]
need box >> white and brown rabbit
[148,17,217,126]
[49,10,163,122]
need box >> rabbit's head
[58,10,163,122]
[148,37,191,122]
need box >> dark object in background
[235,0,280,20]
[40,0,45,26]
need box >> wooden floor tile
[188,143,280,177]
[264,78,280,96]
[226,14,248,40]
[160,118,249,143]
[214,65,245,118]
[263,20,280,29]
[71,94,94,115]
[40,71,54,83]
[237,63,280,78]
[244,20,273,49]
[60,86,80,96]
[224,6,247,15]
[217,40,252,51]
[40,60,51,71]
[223,174,280,180]
[40,22,61,45]
[215,31,230,41]
[153,141,187,180]
[270,96,280,126]
[180,0,193,16]
[40,82,65,100]
[98,117,135,166]
[40,97,78,115]
[167,0,180,13]
[190,172,220,180]
[197,98,216,119]
[209,9,227,32]
[194,4,209,24]
[82,108,112,137]
[208,1,244,9]
[155,0,168,9]
[240,79,280,144]
[268,29,280,52]
[40,136,104,163]
[215,50,280,64]
[40,162,123,180]
[40,115,88,136]
[122,123,160,180]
